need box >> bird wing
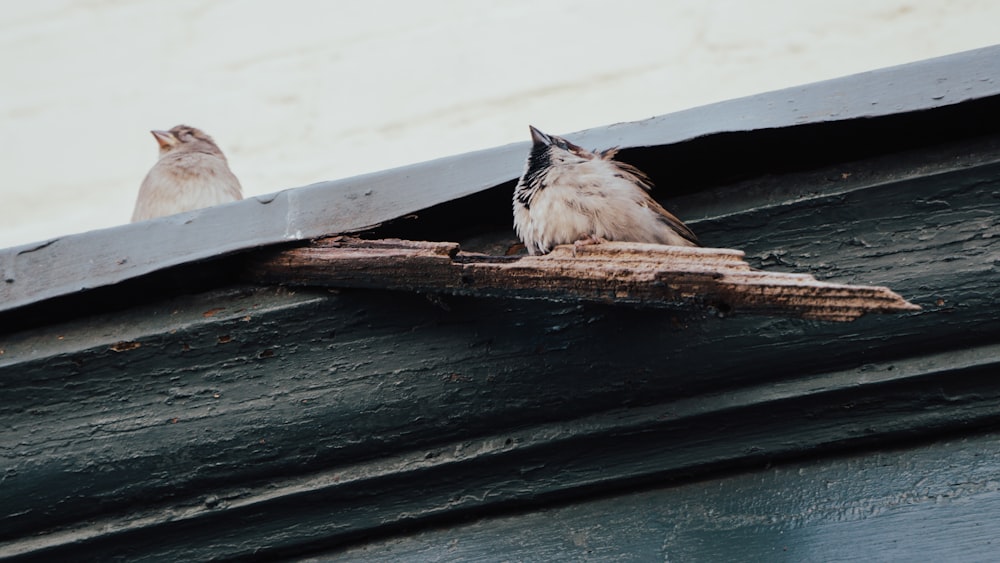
[641,190,700,246]
[610,160,655,192]
[610,159,699,245]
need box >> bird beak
[151,130,178,149]
[529,125,552,147]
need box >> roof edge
[3,45,999,316]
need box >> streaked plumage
[512,125,698,255]
[131,125,243,222]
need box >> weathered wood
[2,136,999,561]
[3,282,999,561]
[2,51,1000,562]
[329,431,1000,562]
[247,237,919,322]
[2,45,1000,318]
[2,145,998,560]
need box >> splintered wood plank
[246,237,920,322]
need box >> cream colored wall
[2,0,997,249]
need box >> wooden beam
[246,237,919,322]
[328,430,1000,562]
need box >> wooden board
[247,237,919,322]
[3,50,1000,561]
[331,431,1000,562]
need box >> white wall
[2,0,997,249]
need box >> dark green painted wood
[2,52,1000,561]
[328,431,1000,562]
[2,137,999,559]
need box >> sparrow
[131,125,243,222]
[513,126,699,255]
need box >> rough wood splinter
[246,236,921,322]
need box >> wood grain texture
[3,281,1000,560]
[247,237,919,321]
[3,130,1000,556]
[3,141,999,560]
[2,52,1000,561]
[328,431,1000,562]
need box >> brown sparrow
[131,125,243,222]
[513,126,698,255]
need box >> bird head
[519,126,621,194]
[151,125,224,159]
[526,125,621,166]
[528,125,596,162]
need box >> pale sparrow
[513,126,698,255]
[131,125,243,222]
